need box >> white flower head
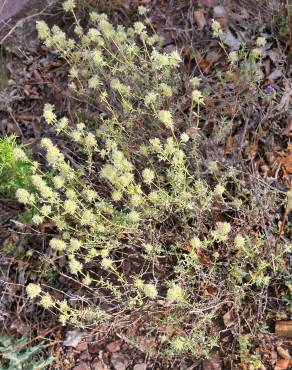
[63,0,76,12]
[36,20,50,40]
[138,6,148,15]
[142,168,155,184]
[256,36,266,48]
[13,147,27,161]
[50,238,66,251]
[143,283,158,299]
[26,283,41,298]
[167,284,185,303]
[158,110,174,130]
[40,293,54,308]
[16,189,30,204]
[43,104,57,125]
[214,184,225,195]
[228,51,238,63]
[192,90,204,105]
[211,19,223,38]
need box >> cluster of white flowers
[151,50,181,69]
[143,283,158,298]
[13,147,27,161]
[167,284,185,303]
[158,110,174,130]
[211,19,223,38]
[211,222,231,242]
[50,238,66,251]
[192,89,204,105]
[16,189,34,205]
[26,283,41,298]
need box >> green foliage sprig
[0,336,52,370]
[0,136,32,195]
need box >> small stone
[213,5,228,28]
[79,352,92,361]
[186,127,199,139]
[0,0,59,54]
[76,342,88,352]
[267,69,282,82]
[88,342,101,354]
[106,341,121,353]
[111,353,130,370]
[202,352,222,370]
[213,5,227,18]
[133,364,147,370]
[72,362,90,370]
[91,360,109,370]
[63,330,83,348]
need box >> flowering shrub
[11,3,290,358]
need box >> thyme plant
[12,2,290,358]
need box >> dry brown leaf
[206,50,221,64]
[194,9,206,30]
[202,351,222,370]
[106,341,121,353]
[284,116,292,138]
[111,353,130,370]
[274,359,291,370]
[275,321,292,337]
[276,155,292,174]
[196,56,211,72]
[277,346,291,360]
[267,69,283,82]
[278,83,292,111]
[223,311,234,328]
